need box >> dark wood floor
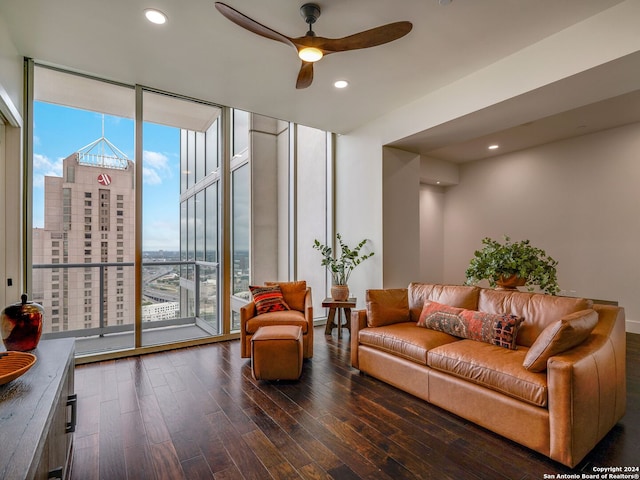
[71,329,640,480]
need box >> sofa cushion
[250,285,290,314]
[478,289,592,347]
[264,281,307,312]
[408,283,480,322]
[246,310,308,334]
[417,300,524,350]
[359,322,459,365]
[523,309,599,372]
[428,340,548,407]
[366,289,409,327]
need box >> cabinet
[0,338,76,480]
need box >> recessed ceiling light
[488,144,499,150]
[145,9,167,25]
[334,80,349,89]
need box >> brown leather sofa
[350,283,626,468]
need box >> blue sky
[33,102,180,251]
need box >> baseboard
[626,319,640,334]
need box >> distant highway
[143,266,179,302]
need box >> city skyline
[33,101,181,251]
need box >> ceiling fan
[214,2,413,89]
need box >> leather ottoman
[251,325,303,381]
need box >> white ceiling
[0,0,636,162]
[389,50,640,162]
[34,66,221,132]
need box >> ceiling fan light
[298,47,323,62]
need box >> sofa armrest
[304,287,313,318]
[241,301,256,319]
[546,305,626,467]
[304,287,314,357]
[240,301,257,357]
[350,309,368,369]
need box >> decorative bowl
[0,351,37,385]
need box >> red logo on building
[97,173,112,186]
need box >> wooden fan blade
[215,2,295,49]
[297,21,412,53]
[296,62,314,89]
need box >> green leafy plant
[313,234,374,285]
[465,236,560,295]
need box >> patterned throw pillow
[249,285,290,314]
[417,300,524,350]
[264,281,307,312]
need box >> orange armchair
[240,281,313,359]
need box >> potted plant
[313,233,374,301]
[464,236,560,295]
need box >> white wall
[420,157,459,186]
[335,0,640,316]
[250,114,279,285]
[0,122,5,307]
[276,122,289,279]
[440,123,640,332]
[295,125,329,311]
[419,184,445,283]
[273,121,332,313]
[0,106,22,308]
[0,15,23,307]
[382,147,420,288]
[0,13,22,122]
[334,132,384,308]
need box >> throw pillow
[417,300,524,350]
[408,283,480,322]
[366,289,409,327]
[249,285,290,314]
[264,281,307,312]
[523,309,598,372]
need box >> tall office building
[32,137,134,334]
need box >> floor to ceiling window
[142,89,222,347]
[27,62,333,361]
[230,109,249,331]
[294,125,331,310]
[30,65,137,355]
[29,64,227,358]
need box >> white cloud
[143,166,162,185]
[33,153,63,188]
[33,153,62,171]
[143,150,171,185]
[144,150,170,171]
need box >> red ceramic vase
[1,294,44,351]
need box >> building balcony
[31,260,237,359]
